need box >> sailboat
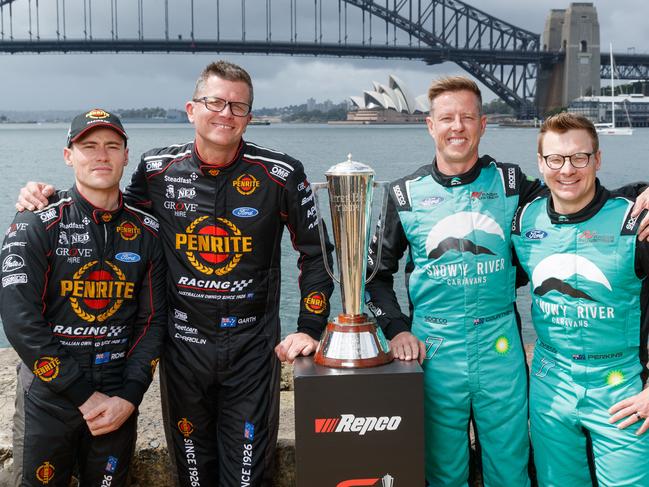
[596,43,633,136]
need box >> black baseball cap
[67,109,128,147]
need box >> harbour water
[0,122,647,347]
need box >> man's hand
[275,332,318,364]
[608,388,649,435]
[632,187,649,241]
[390,331,426,364]
[83,396,136,436]
[16,181,55,212]
[78,391,110,417]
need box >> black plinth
[294,356,424,487]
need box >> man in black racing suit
[0,109,166,486]
[124,62,333,486]
[16,61,334,486]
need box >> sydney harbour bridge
[1,0,648,117]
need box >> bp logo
[233,173,260,195]
[60,260,134,322]
[175,216,252,276]
[116,221,141,241]
[36,461,55,484]
[494,336,511,355]
[178,418,194,438]
[304,291,327,314]
[33,357,61,382]
[606,370,625,387]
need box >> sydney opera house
[345,75,429,124]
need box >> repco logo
[304,291,326,314]
[315,414,402,436]
[233,173,260,195]
[176,216,252,276]
[59,260,134,323]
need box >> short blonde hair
[537,112,599,154]
[427,76,482,113]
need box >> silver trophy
[312,154,393,368]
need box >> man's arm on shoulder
[122,152,153,209]
[0,211,95,407]
[15,182,56,212]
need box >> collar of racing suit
[70,184,125,225]
[546,178,609,225]
[430,154,497,187]
[192,139,245,178]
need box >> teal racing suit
[366,156,539,486]
[512,182,649,487]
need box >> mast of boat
[610,42,616,129]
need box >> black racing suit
[124,139,333,487]
[0,185,166,487]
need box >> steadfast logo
[315,414,402,436]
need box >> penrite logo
[304,291,326,314]
[176,216,252,276]
[116,221,141,241]
[314,414,402,436]
[337,474,395,487]
[33,357,61,382]
[233,173,260,195]
[178,418,194,438]
[59,260,134,322]
[36,461,55,484]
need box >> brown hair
[193,60,254,106]
[427,76,482,114]
[537,112,599,154]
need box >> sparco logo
[507,167,516,189]
[392,185,406,206]
[315,414,402,436]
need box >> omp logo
[532,254,611,301]
[146,160,163,171]
[60,260,134,322]
[39,208,57,222]
[271,165,290,180]
[176,216,252,276]
[233,173,260,195]
[626,215,638,231]
[143,216,160,231]
[426,212,504,259]
[314,414,402,436]
[392,185,406,206]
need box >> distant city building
[346,75,428,124]
[568,94,649,127]
[305,98,336,113]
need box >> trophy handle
[311,182,339,283]
[365,181,390,284]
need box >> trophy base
[313,314,393,368]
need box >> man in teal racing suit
[365,76,537,486]
[511,112,649,486]
[365,77,649,487]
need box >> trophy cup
[312,154,393,368]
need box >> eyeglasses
[541,152,594,170]
[192,96,251,117]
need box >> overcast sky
[1,0,647,111]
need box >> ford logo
[115,252,141,263]
[421,196,444,207]
[233,207,259,218]
[525,229,548,240]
